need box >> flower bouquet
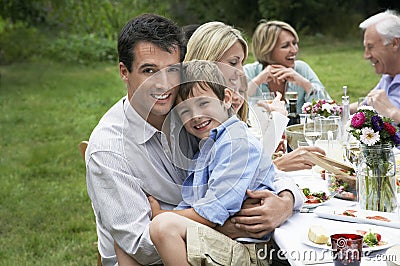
[302,99,342,118]
[349,106,400,212]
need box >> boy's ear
[223,88,233,109]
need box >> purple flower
[351,112,366,128]
[371,115,384,131]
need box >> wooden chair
[78,140,102,266]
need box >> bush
[45,33,117,65]
[0,18,45,64]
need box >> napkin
[261,111,289,157]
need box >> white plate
[303,227,396,252]
[314,206,400,229]
[303,201,329,209]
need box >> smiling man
[350,10,400,115]
[85,14,303,266]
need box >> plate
[314,206,400,229]
[303,226,396,252]
[303,201,329,209]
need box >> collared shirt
[86,96,304,265]
[86,96,197,265]
[176,116,275,226]
[244,60,331,114]
[371,74,400,109]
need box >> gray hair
[359,10,400,45]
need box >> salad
[356,229,387,247]
[302,188,329,204]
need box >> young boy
[144,60,277,265]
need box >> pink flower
[351,112,366,128]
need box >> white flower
[360,127,380,146]
[321,103,332,113]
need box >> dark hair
[182,24,201,46]
[118,13,185,72]
[178,60,226,102]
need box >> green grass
[0,39,380,265]
[0,61,124,265]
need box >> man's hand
[367,90,400,123]
[147,196,162,219]
[221,190,294,239]
[274,146,326,171]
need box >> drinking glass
[262,91,275,104]
[303,116,322,147]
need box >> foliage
[258,0,367,36]
[46,33,117,65]
[0,18,45,64]
[168,0,260,33]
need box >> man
[350,10,400,117]
[86,13,303,265]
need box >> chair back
[77,140,101,266]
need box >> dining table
[272,169,400,266]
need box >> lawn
[0,39,380,265]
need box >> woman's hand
[270,65,312,93]
[273,146,326,172]
[252,65,278,86]
[257,91,288,116]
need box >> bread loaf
[308,225,330,244]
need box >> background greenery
[0,0,397,265]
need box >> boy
[149,60,276,265]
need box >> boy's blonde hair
[179,60,227,102]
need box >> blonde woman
[245,20,331,113]
[185,21,325,170]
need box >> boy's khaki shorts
[186,221,270,266]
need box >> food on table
[324,170,357,201]
[366,215,391,222]
[308,225,330,244]
[341,209,358,217]
[356,229,387,247]
[302,188,329,204]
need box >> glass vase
[357,144,398,212]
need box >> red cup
[330,234,363,266]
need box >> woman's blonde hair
[252,20,299,66]
[184,21,249,121]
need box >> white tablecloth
[273,170,400,265]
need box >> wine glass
[262,91,275,104]
[303,116,322,147]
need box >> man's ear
[119,62,129,81]
[223,88,233,109]
[393,37,400,50]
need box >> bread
[308,225,330,244]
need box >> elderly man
[350,10,400,119]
